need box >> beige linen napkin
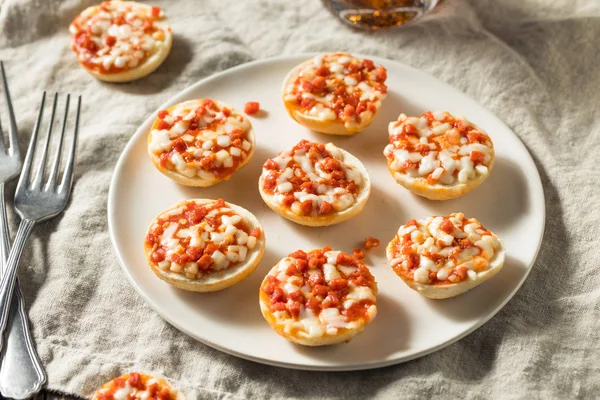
[0,0,598,398]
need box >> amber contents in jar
[322,0,439,30]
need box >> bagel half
[144,198,265,292]
[147,99,255,187]
[259,247,378,346]
[383,111,495,200]
[70,1,173,83]
[258,140,371,227]
[282,52,387,135]
[386,213,505,299]
[92,372,185,400]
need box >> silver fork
[0,62,47,399]
[0,91,81,363]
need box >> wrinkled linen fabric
[0,0,598,398]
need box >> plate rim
[107,53,546,371]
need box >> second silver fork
[0,91,80,358]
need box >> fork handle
[0,185,46,399]
[0,218,36,353]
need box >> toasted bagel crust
[144,199,265,292]
[258,146,371,227]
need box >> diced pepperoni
[363,236,380,249]
[362,59,375,71]
[128,372,142,388]
[146,233,157,245]
[113,377,126,389]
[296,259,308,272]
[113,16,125,25]
[307,297,321,312]
[300,97,315,109]
[282,195,296,207]
[288,301,302,318]
[172,138,187,153]
[311,76,326,92]
[143,19,154,32]
[406,219,418,227]
[185,207,207,224]
[271,287,285,303]
[151,6,161,18]
[470,150,485,164]
[322,292,340,308]
[157,119,171,130]
[353,248,365,259]
[204,243,218,255]
[157,388,171,400]
[272,302,286,312]
[263,174,277,191]
[222,108,231,117]
[456,267,468,280]
[399,160,417,172]
[288,291,304,302]
[375,66,387,82]
[403,124,418,136]
[289,249,308,259]
[250,227,261,238]
[263,159,279,170]
[286,264,297,276]
[312,285,328,297]
[401,245,412,255]
[308,273,325,287]
[336,252,355,266]
[440,218,454,233]
[342,104,356,119]
[319,201,333,214]
[300,200,313,215]
[186,246,203,262]
[459,239,474,249]
[330,278,348,290]
[415,144,431,155]
[407,253,419,270]
[301,80,314,93]
[316,66,330,76]
[158,110,168,119]
[244,101,260,115]
[151,248,166,263]
[197,254,212,270]
[170,253,189,265]
[105,35,116,47]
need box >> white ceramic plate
[108,54,545,371]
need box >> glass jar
[322,0,440,30]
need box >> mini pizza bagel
[92,372,184,400]
[70,1,172,82]
[258,139,371,227]
[386,213,505,299]
[147,99,255,187]
[383,111,495,200]
[259,247,378,346]
[282,52,388,135]
[144,199,265,292]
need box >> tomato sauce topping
[69,1,170,74]
[261,247,377,338]
[261,139,364,216]
[363,236,380,249]
[145,199,261,279]
[148,99,254,180]
[94,372,175,400]
[283,53,387,128]
[383,112,494,186]
[388,213,502,286]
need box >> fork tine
[0,61,19,156]
[32,93,58,190]
[59,95,81,192]
[17,92,46,190]
[46,94,70,189]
